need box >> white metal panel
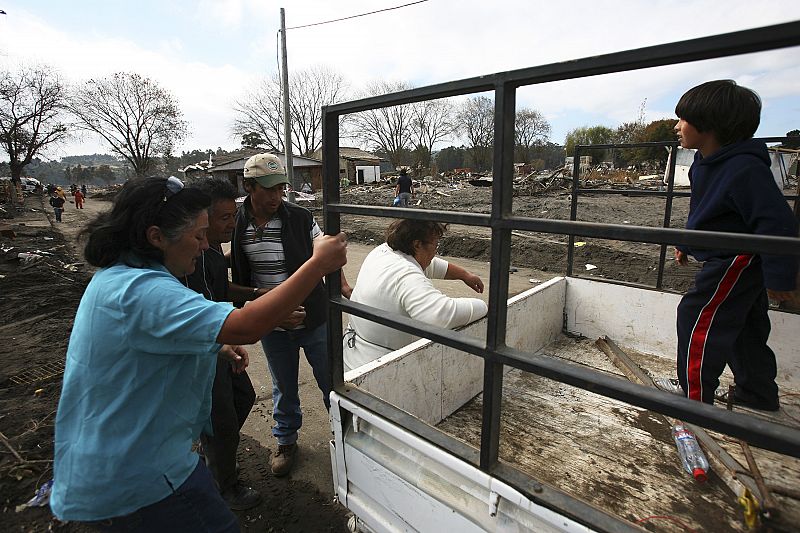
[505,277,565,353]
[330,399,350,507]
[767,310,800,390]
[348,278,568,425]
[332,392,597,533]
[564,277,800,390]
[565,277,680,357]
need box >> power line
[286,0,428,30]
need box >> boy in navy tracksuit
[673,80,798,411]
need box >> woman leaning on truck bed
[50,176,347,532]
[344,218,488,372]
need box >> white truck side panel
[331,392,596,533]
[345,277,566,425]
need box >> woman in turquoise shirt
[51,177,347,532]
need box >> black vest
[230,198,328,330]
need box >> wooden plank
[597,336,770,515]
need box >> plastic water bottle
[672,423,709,482]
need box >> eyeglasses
[163,176,184,202]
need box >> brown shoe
[271,443,298,477]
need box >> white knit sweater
[344,243,488,372]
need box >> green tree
[241,132,267,149]
[785,129,800,149]
[530,142,566,170]
[632,119,676,168]
[435,145,467,172]
[612,121,645,168]
[564,125,613,160]
[95,164,116,185]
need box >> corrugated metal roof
[209,152,322,173]
[337,147,384,161]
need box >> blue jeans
[86,458,238,533]
[261,323,331,445]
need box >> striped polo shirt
[242,214,321,290]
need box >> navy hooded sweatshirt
[678,139,798,291]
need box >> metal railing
[322,21,800,531]
[567,137,799,290]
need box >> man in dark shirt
[184,178,265,510]
[395,168,414,207]
[49,193,65,222]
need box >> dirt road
[1,193,547,532]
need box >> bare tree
[70,72,187,177]
[411,98,456,172]
[0,64,68,185]
[514,108,550,163]
[232,76,283,153]
[348,80,414,169]
[457,95,494,171]
[232,65,348,156]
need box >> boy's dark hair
[675,80,761,146]
[188,178,238,212]
[82,176,211,268]
[386,219,447,256]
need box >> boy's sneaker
[221,483,262,511]
[717,388,780,412]
[271,443,298,477]
[653,377,682,395]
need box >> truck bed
[436,334,800,532]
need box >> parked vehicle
[21,177,43,193]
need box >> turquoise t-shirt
[50,261,234,521]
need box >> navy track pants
[676,254,778,405]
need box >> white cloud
[1,0,798,156]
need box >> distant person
[49,192,65,222]
[230,153,351,477]
[81,183,88,197]
[673,80,798,411]
[51,176,347,531]
[395,168,413,207]
[183,178,264,511]
[344,219,488,372]
[73,188,84,209]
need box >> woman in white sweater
[344,219,488,372]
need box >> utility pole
[279,8,297,202]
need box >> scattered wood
[0,430,25,463]
[594,336,770,523]
[725,385,779,517]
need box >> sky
[0,0,798,160]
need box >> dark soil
[0,195,349,533]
